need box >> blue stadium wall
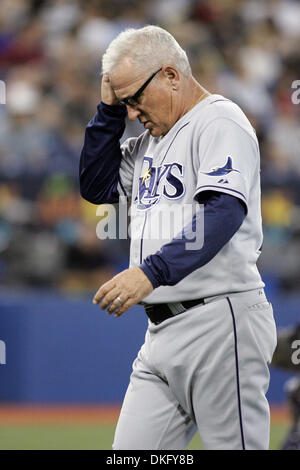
[0,281,298,404]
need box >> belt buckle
[167,302,186,316]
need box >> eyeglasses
[119,67,162,107]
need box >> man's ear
[163,66,180,90]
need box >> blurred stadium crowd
[0,0,300,294]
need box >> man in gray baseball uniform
[80,26,277,450]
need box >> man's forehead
[110,60,152,93]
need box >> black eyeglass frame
[119,67,162,107]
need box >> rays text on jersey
[136,156,186,210]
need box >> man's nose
[126,105,141,121]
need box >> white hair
[102,25,191,76]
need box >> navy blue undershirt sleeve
[79,101,127,204]
[140,192,246,288]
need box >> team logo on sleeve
[201,156,239,176]
[135,156,185,210]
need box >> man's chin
[149,126,163,137]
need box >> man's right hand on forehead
[101,74,121,106]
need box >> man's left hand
[93,267,154,317]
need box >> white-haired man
[80,26,277,450]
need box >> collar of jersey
[152,94,227,143]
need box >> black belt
[144,298,205,325]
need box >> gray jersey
[117,94,264,303]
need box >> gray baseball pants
[113,288,277,450]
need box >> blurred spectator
[0,0,299,294]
